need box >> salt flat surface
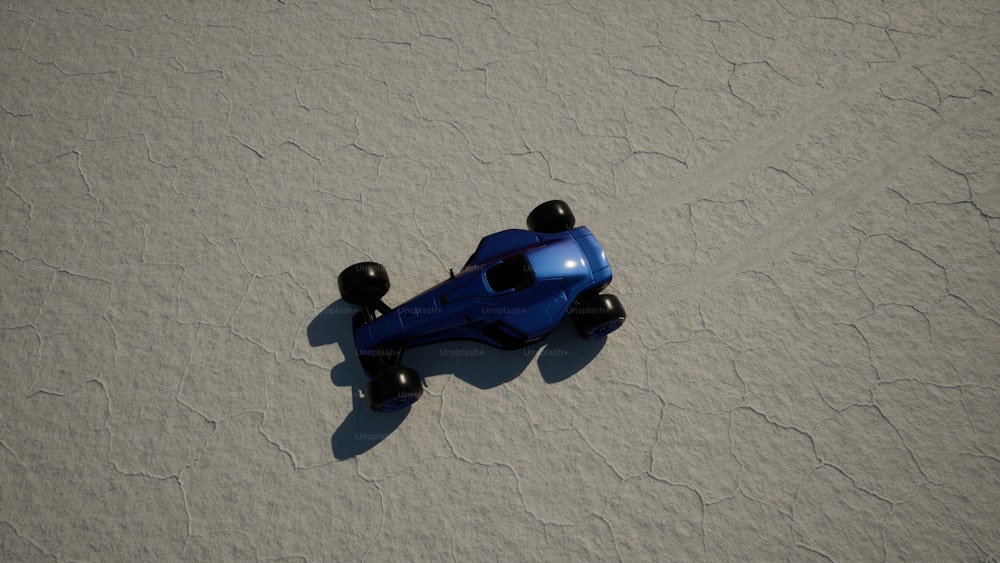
[2,0,999,560]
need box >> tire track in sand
[589,24,999,305]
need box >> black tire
[571,294,626,339]
[338,262,390,305]
[527,200,575,233]
[366,366,423,412]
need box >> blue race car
[337,200,626,412]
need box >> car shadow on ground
[308,300,606,460]
[307,300,407,460]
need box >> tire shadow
[531,321,606,384]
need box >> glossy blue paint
[352,226,615,378]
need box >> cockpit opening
[485,255,534,292]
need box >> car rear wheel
[366,366,423,412]
[571,293,626,339]
[527,200,575,233]
[338,262,390,305]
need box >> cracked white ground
[2,0,999,560]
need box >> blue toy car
[337,200,626,412]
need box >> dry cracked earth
[1,0,1000,560]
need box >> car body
[351,226,613,377]
[337,200,625,411]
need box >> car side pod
[337,200,626,412]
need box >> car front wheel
[571,293,626,339]
[366,366,423,412]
